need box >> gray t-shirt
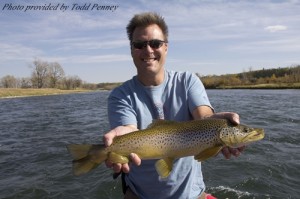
[108,70,213,199]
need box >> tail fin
[66,144,107,176]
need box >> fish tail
[66,144,107,176]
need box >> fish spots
[110,118,238,158]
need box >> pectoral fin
[155,158,174,178]
[194,146,223,162]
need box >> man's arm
[192,105,214,119]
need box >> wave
[207,185,272,199]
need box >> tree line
[198,65,300,89]
[2,60,299,90]
[0,59,97,90]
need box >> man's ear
[165,43,168,53]
[130,46,134,57]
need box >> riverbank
[208,83,300,89]
[0,88,95,99]
[1,83,299,99]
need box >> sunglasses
[131,39,167,49]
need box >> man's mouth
[143,58,157,62]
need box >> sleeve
[107,88,137,129]
[186,72,214,112]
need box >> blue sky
[1,0,300,83]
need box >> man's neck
[137,70,165,86]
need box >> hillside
[199,65,300,89]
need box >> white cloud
[63,54,132,64]
[1,0,300,82]
[55,38,129,51]
[0,43,43,61]
[264,25,288,33]
[36,54,132,65]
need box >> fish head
[219,124,265,147]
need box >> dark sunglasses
[131,39,167,49]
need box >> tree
[1,75,17,88]
[31,59,49,88]
[48,62,65,88]
[61,76,82,90]
[269,74,277,83]
[19,77,32,88]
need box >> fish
[67,118,264,178]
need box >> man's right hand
[103,125,141,174]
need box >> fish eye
[244,127,250,133]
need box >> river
[0,90,299,199]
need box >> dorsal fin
[147,120,178,129]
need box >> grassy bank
[214,83,300,89]
[0,88,94,99]
[1,82,299,98]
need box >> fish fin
[67,144,94,160]
[194,146,223,162]
[66,144,107,176]
[108,152,129,164]
[147,120,178,129]
[155,158,174,178]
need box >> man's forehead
[132,24,164,40]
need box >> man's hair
[126,12,169,43]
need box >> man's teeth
[143,58,156,61]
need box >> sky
[0,0,300,83]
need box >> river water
[0,90,299,199]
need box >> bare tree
[19,77,32,88]
[62,76,82,90]
[48,62,65,88]
[31,59,49,88]
[1,75,17,88]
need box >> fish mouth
[241,128,265,143]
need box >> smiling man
[103,12,242,199]
[130,23,168,86]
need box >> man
[104,12,243,199]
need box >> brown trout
[67,118,264,177]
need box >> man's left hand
[210,112,246,159]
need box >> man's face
[131,24,168,79]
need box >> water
[0,90,299,199]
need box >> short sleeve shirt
[108,70,213,199]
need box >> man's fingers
[222,146,246,159]
[237,146,246,153]
[105,160,113,168]
[221,112,240,124]
[103,129,117,146]
[222,147,231,159]
[121,164,130,173]
[231,113,240,124]
[113,163,122,173]
[229,147,240,157]
[130,153,141,166]
[212,112,240,124]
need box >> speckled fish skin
[108,119,223,159]
[67,118,264,177]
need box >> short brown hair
[126,12,169,43]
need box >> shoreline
[0,88,96,99]
[1,84,299,99]
[205,83,300,89]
